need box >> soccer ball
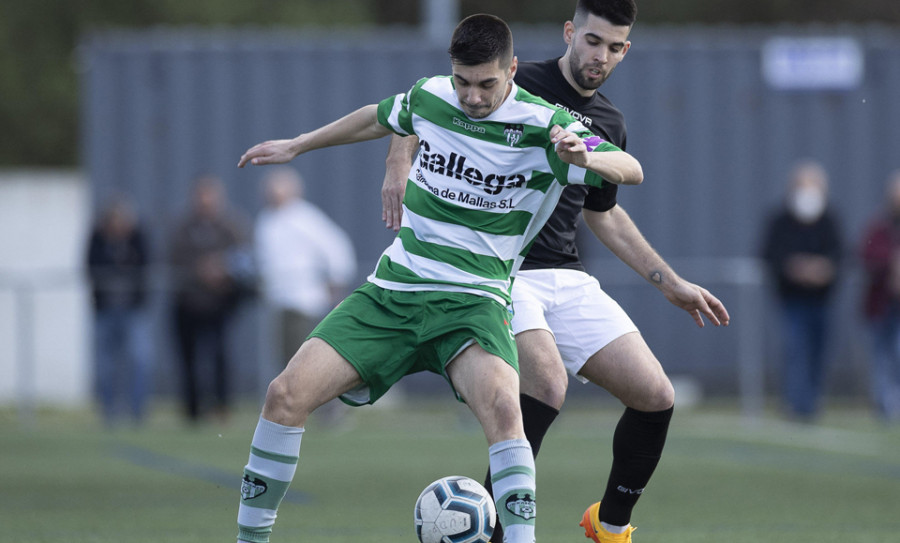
[414,475,496,543]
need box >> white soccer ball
[414,475,496,543]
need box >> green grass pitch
[2,399,899,542]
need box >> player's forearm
[584,206,676,290]
[583,151,643,186]
[290,104,389,155]
[386,134,419,170]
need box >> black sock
[485,394,560,543]
[598,406,673,527]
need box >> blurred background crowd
[2,0,900,427]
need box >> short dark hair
[573,0,637,28]
[448,13,514,67]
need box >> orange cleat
[579,502,636,543]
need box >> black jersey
[516,58,627,271]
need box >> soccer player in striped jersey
[233,13,642,543]
[383,2,730,542]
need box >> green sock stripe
[250,446,299,465]
[238,524,272,543]
[491,465,535,483]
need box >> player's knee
[263,375,309,427]
[494,388,522,419]
[646,377,675,412]
[519,355,569,409]
[480,389,525,439]
[522,374,567,410]
[621,373,674,412]
[545,375,568,409]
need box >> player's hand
[663,279,730,328]
[237,139,298,168]
[550,125,588,167]
[381,170,407,231]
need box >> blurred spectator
[86,195,152,427]
[255,166,356,366]
[169,174,251,423]
[760,160,843,421]
[860,169,900,422]
[254,167,356,427]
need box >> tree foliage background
[2,0,898,167]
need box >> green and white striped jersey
[371,75,621,305]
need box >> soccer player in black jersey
[383,2,730,542]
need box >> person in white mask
[760,160,843,421]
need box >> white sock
[237,417,304,543]
[601,521,630,534]
[489,438,536,543]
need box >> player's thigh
[515,329,568,408]
[509,270,571,403]
[545,272,637,382]
[577,331,674,411]
[447,343,524,444]
[263,337,364,426]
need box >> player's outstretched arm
[382,134,419,231]
[550,125,643,185]
[238,104,390,168]
[583,205,730,328]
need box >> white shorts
[511,268,638,383]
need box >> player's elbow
[612,163,643,186]
[624,158,643,185]
[598,153,642,185]
[626,164,643,185]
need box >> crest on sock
[505,493,536,520]
[241,475,268,500]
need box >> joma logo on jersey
[419,140,526,196]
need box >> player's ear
[508,56,518,81]
[563,21,575,45]
[621,40,632,57]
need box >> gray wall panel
[80,26,900,402]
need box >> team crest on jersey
[504,124,524,147]
[241,475,268,500]
[505,493,536,520]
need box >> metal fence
[2,258,772,423]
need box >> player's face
[563,14,631,93]
[452,57,517,119]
